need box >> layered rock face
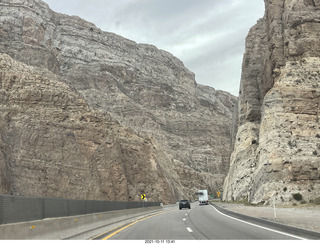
[0,0,236,202]
[0,53,183,203]
[224,0,320,205]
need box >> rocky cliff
[224,0,320,205]
[0,0,236,203]
[0,53,185,203]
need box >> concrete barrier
[0,206,163,240]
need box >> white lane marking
[185,213,188,216]
[183,218,186,221]
[186,227,193,233]
[210,205,307,240]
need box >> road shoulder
[213,201,320,235]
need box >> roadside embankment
[213,201,320,233]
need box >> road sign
[141,194,146,200]
[217,191,220,197]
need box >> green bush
[292,193,303,201]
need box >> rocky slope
[0,0,236,202]
[0,53,184,203]
[223,0,320,205]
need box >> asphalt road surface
[91,202,308,240]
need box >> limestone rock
[0,0,236,202]
[0,53,187,203]
[224,0,320,205]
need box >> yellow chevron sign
[141,194,146,200]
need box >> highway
[88,202,309,240]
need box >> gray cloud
[44,0,265,96]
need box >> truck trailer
[198,189,209,205]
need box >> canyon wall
[0,53,185,203]
[224,0,320,205]
[0,0,236,202]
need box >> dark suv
[179,200,191,210]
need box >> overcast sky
[43,0,265,96]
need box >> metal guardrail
[0,194,160,225]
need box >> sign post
[141,194,146,207]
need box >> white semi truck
[198,189,209,205]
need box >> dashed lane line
[186,227,193,233]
